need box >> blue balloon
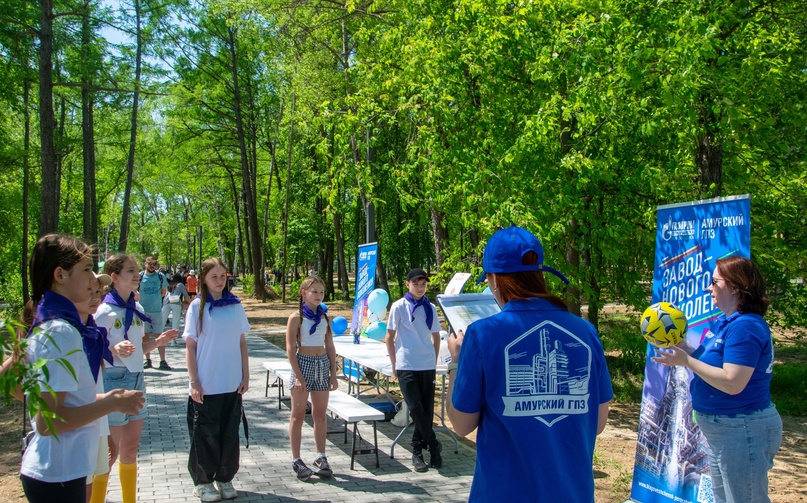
[365,321,387,341]
[331,316,348,335]
[320,302,328,312]
[367,288,390,314]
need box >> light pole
[197,225,203,272]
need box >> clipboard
[436,293,501,335]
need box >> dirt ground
[1,295,805,502]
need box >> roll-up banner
[350,242,378,336]
[629,195,751,503]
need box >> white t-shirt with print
[95,302,147,373]
[21,319,101,482]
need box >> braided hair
[297,275,331,347]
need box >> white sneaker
[194,483,222,502]
[216,481,238,500]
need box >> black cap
[406,268,429,282]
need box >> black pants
[397,369,438,451]
[187,392,242,485]
[20,474,85,503]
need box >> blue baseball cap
[476,226,569,284]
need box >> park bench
[262,361,385,468]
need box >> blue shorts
[144,310,165,335]
[103,366,147,426]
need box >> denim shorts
[144,310,165,335]
[289,354,331,391]
[696,403,782,503]
[103,366,147,426]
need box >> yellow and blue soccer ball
[640,302,688,348]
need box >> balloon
[364,321,387,341]
[320,302,329,312]
[368,308,387,323]
[331,316,348,335]
[366,288,390,314]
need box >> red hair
[490,251,567,309]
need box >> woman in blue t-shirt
[445,226,613,502]
[653,256,782,503]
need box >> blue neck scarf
[29,291,113,382]
[405,292,433,328]
[83,315,114,382]
[301,302,327,335]
[103,289,151,340]
[208,289,241,313]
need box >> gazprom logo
[661,216,695,241]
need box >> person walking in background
[285,275,338,481]
[20,235,144,503]
[184,258,251,502]
[164,273,190,345]
[653,256,782,503]
[386,268,443,472]
[446,226,612,501]
[138,256,171,370]
[96,254,178,503]
[186,269,198,300]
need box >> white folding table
[332,335,458,458]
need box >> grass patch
[600,315,647,403]
[770,362,807,416]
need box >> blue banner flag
[630,195,751,503]
[350,242,378,336]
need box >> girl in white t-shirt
[285,275,338,481]
[21,234,144,503]
[184,258,250,501]
[95,254,177,503]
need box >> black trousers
[20,474,85,503]
[397,369,438,451]
[187,392,242,485]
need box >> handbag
[168,294,181,303]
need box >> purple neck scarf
[301,302,327,335]
[83,315,114,382]
[405,292,433,328]
[208,289,241,313]
[30,291,113,382]
[103,289,151,340]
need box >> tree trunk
[559,73,581,316]
[81,4,98,251]
[696,101,722,198]
[281,95,296,302]
[118,0,143,252]
[430,204,448,270]
[227,26,263,299]
[22,79,31,303]
[229,171,242,276]
[262,101,282,279]
[38,0,58,235]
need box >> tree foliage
[0,0,804,331]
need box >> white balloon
[368,308,387,323]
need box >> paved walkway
[103,332,475,502]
